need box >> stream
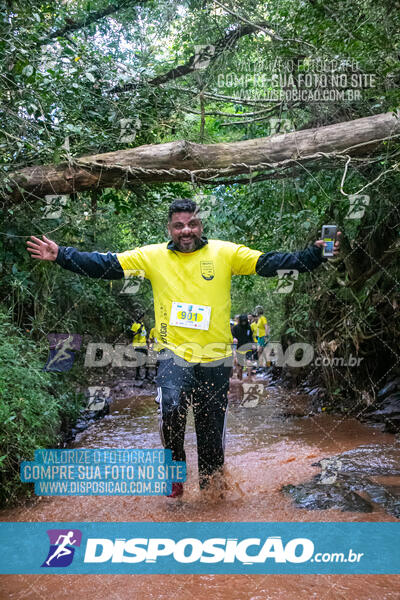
[1,375,400,599]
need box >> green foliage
[0,308,85,506]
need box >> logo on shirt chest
[200,261,215,280]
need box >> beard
[175,233,203,253]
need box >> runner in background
[232,314,254,381]
[148,324,160,382]
[148,325,157,349]
[130,312,150,380]
[255,305,269,366]
[249,312,258,362]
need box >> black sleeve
[55,246,125,280]
[232,325,239,338]
[255,244,327,277]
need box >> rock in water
[377,378,400,399]
[282,477,373,512]
[283,444,400,518]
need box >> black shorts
[155,349,232,488]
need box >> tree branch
[213,0,316,48]
[166,86,276,107]
[110,21,269,93]
[213,0,283,41]
[178,103,282,117]
[38,0,133,45]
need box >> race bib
[169,302,211,331]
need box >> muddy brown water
[2,380,400,599]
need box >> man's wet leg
[192,362,231,491]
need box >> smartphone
[321,225,337,257]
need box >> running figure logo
[41,529,82,567]
[43,334,82,372]
[274,269,299,294]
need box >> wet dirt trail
[1,377,400,599]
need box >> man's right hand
[26,235,59,261]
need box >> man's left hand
[314,231,341,256]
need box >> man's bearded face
[168,211,204,253]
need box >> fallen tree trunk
[6,112,400,201]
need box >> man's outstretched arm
[26,235,124,280]
[255,233,341,277]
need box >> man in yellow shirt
[130,311,149,380]
[148,326,157,348]
[248,313,258,363]
[148,324,160,381]
[255,305,269,362]
[27,198,340,498]
[249,313,258,342]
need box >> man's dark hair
[168,198,198,221]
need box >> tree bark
[6,112,400,201]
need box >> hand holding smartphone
[321,225,337,257]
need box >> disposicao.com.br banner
[0,522,399,574]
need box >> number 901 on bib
[169,302,211,331]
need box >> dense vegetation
[0,0,399,504]
[0,309,83,505]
